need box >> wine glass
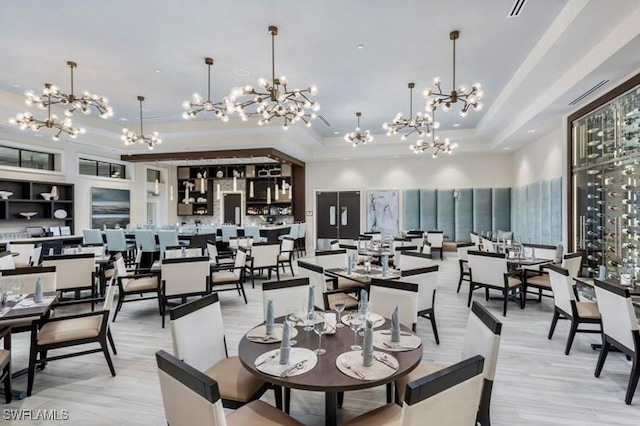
[302,300,314,332]
[313,312,326,356]
[334,302,346,328]
[285,306,298,346]
[349,312,364,350]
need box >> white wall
[512,127,564,187]
[304,153,513,246]
[0,134,151,234]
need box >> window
[79,158,126,179]
[147,168,161,183]
[0,145,54,170]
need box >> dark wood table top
[325,267,401,285]
[238,316,423,392]
[574,276,640,297]
[0,292,58,321]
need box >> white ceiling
[0,0,639,162]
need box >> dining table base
[325,391,338,426]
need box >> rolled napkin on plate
[266,299,275,335]
[382,254,389,278]
[307,286,315,319]
[390,306,401,343]
[279,323,291,364]
[363,319,374,367]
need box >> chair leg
[477,379,493,426]
[467,284,475,307]
[252,271,256,289]
[456,274,463,293]
[276,267,280,281]
[564,320,578,355]
[520,286,525,309]
[548,309,559,340]
[161,298,166,329]
[289,262,295,277]
[239,282,248,304]
[502,289,508,317]
[625,355,640,405]
[429,312,440,345]
[100,338,116,376]
[27,342,38,396]
[112,292,124,322]
[594,339,611,378]
[107,329,118,355]
[485,287,490,301]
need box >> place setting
[336,313,399,381]
[373,306,422,352]
[341,290,386,329]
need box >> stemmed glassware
[285,305,298,346]
[302,300,314,332]
[348,311,364,350]
[334,302,346,328]
[313,312,326,356]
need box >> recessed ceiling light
[393,155,400,158]
[503,147,510,150]
[453,123,460,127]
[34,134,42,138]
[12,84,19,88]
[234,69,250,76]
[333,131,340,135]
[343,157,349,160]
[357,44,365,50]
[527,129,536,133]
[154,69,163,74]
[120,117,128,121]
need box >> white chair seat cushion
[204,356,265,402]
[527,274,550,288]
[0,349,9,368]
[576,302,600,319]
[212,271,239,283]
[336,277,365,289]
[37,316,101,345]
[226,400,304,426]
[507,277,522,288]
[395,361,447,403]
[278,254,290,262]
[326,293,359,310]
[343,402,401,426]
[124,276,158,293]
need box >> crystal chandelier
[228,26,319,129]
[423,31,483,117]
[121,96,162,150]
[182,57,231,121]
[344,112,373,146]
[383,83,437,140]
[410,111,458,158]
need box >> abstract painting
[91,188,130,229]
[366,190,399,236]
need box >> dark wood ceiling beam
[120,148,305,167]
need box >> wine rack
[571,84,640,279]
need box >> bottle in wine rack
[607,192,622,197]
[587,194,599,199]
[608,260,621,267]
[608,205,622,211]
[587,254,599,262]
[622,243,637,249]
[621,168,635,176]
[622,199,637,205]
[622,213,636,220]
[621,184,636,190]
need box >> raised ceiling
[0,0,639,162]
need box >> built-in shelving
[0,178,74,231]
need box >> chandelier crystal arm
[138,96,144,135]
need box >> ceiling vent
[317,114,332,127]
[568,80,609,106]
[507,0,528,18]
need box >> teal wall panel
[512,177,563,245]
[492,188,511,232]
[473,188,492,233]
[403,189,420,230]
[419,189,437,231]
[437,189,455,241]
[455,189,473,242]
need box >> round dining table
[238,315,423,426]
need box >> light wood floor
[4,255,640,425]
